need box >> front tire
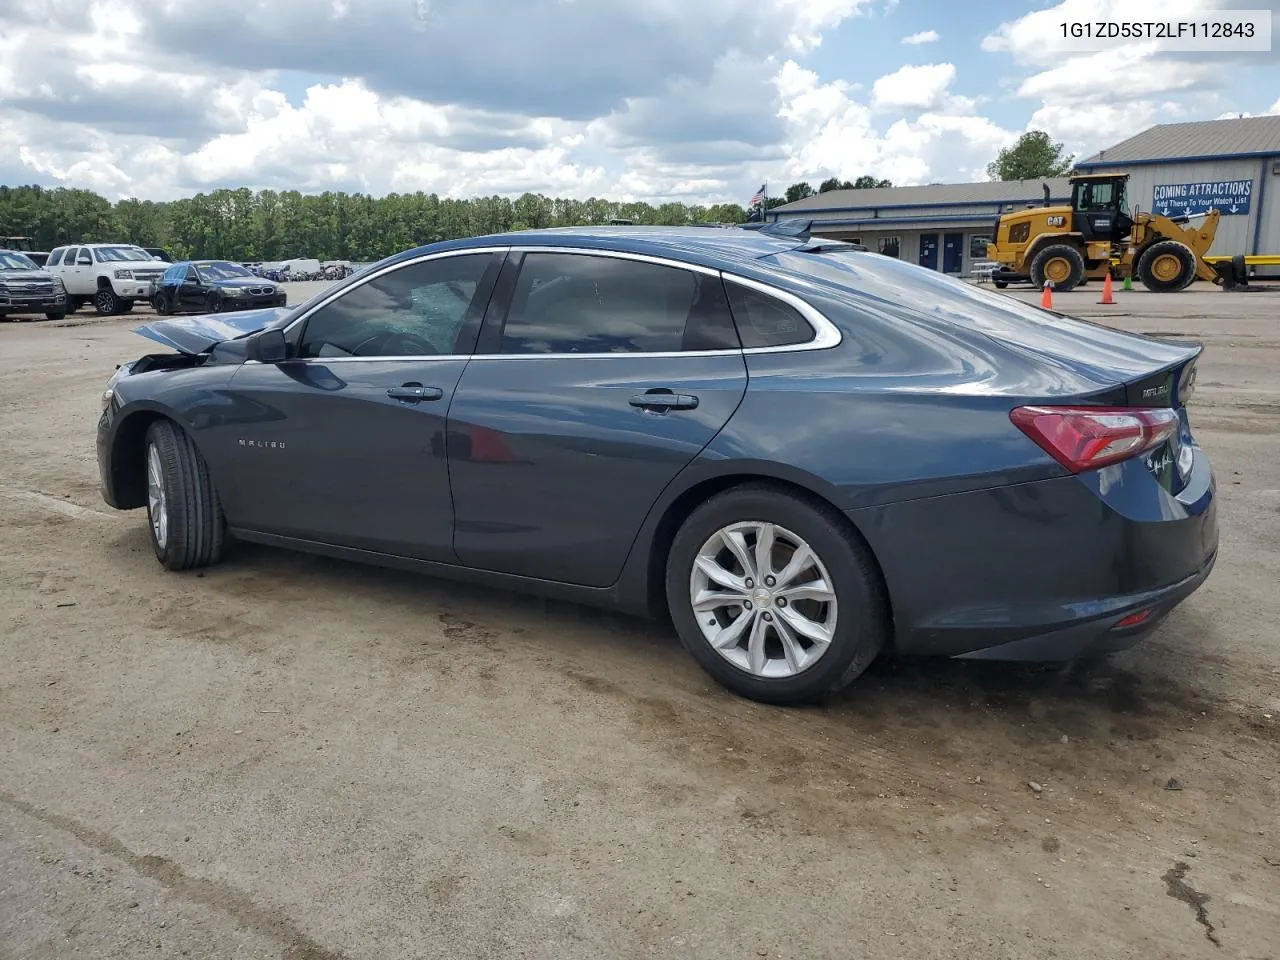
[665,484,888,705]
[206,293,223,314]
[1030,244,1086,291]
[93,288,122,316]
[144,420,226,571]
[1137,240,1196,292]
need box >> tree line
[0,131,1073,262]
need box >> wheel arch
[635,467,897,643]
[105,403,219,510]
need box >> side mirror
[246,328,288,364]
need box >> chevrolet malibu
[96,227,1217,704]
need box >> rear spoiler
[747,219,868,252]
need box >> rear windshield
[93,246,157,262]
[0,251,38,270]
[766,249,1051,323]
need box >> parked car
[144,247,175,263]
[45,243,167,315]
[149,260,287,315]
[96,227,1217,705]
[2,236,49,267]
[0,249,68,320]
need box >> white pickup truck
[45,243,169,315]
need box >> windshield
[195,261,253,280]
[0,251,39,270]
[94,246,157,262]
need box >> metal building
[765,178,1071,277]
[1073,115,1280,266]
[768,115,1280,277]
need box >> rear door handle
[629,391,699,411]
[387,384,444,402]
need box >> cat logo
[1046,215,1066,227]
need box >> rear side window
[499,253,738,355]
[725,282,815,349]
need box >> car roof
[389,226,821,274]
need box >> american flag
[749,183,767,207]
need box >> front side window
[76,248,93,265]
[1077,182,1115,212]
[498,253,738,355]
[297,254,493,359]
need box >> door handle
[629,391,699,411]
[387,384,444,402]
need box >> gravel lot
[1,281,1278,960]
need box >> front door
[918,234,939,270]
[216,251,503,561]
[943,233,964,273]
[179,265,205,310]
[448,250,748,587]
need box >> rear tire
[1137,241,1196,292]
[1029,244,1086,291]
[664,484,888,706]
[144,420,225,571]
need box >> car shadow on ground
[120,534,1236,743]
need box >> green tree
[851,175,892,188]
[784,182,816,203]
[986,131,1075,181]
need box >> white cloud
[1269,97,1280,115]
[981,0,1259,161]
[774,60,1017,186]
[901,30,940,45]
[871,63,957,111]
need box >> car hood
[135,307,291,354]
[0,268,54,281]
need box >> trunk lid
[134,307,291,354]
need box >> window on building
[969,236,992,259]
[877,236,900,258]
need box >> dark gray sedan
[96,226,1217,704]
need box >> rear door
[446,249,748,587]
[219,250,503,561]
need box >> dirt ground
[1,281,1277,960]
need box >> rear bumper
[955,548,1216,661]
[849,456,1218,661]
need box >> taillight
[1010,406,1179,473]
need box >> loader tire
[1137,241,1196,292]
[1231,254,1249,286]
[1030,244,1085,292]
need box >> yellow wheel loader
[985,173,1224,293]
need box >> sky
[0,0,1277,205]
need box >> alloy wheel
[689,521,838,678]
[147,443,169,550]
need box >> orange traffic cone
[1097,271,1115,305]
[1040,280,1054,310]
